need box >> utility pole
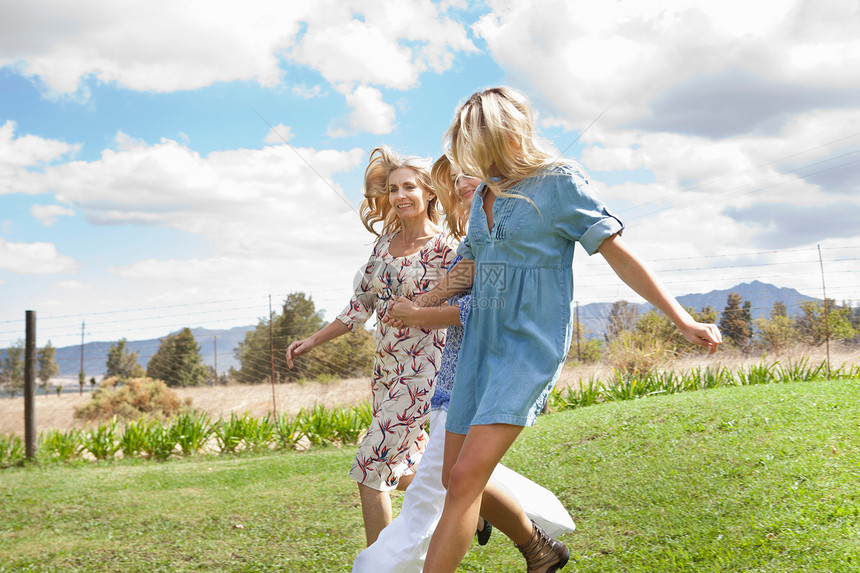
[213,335,218,385]
[79,320,85,395]
[269,295,277,416]
[817,245,831,377]
[575,301,581,361]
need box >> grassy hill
[1,378,858,572]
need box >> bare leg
[395,472,415,491]
[480,481,533,544]
[425,424,533,572]
[358,483,392,546]
[358,472,416,545]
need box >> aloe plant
[273,412,303,450]
[170,411,213,456]
[0,433,25,468]
[40,428,80,462]
[81,418,120,460]
[140,419,177,460]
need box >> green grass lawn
[2,378,859,572]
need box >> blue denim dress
[446,163,623,434]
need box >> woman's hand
[383,296,417,328]
[286,337,315,368]
[678,321,723,354]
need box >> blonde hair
[446,86,558,200]
[430,154,468,240]
[359,146,443,237]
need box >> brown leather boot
[516,520,570,573]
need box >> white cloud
[0,1,476,140]
[0,0,474,99]
[572,106,860,271]
[56,280,88,290]
[477,0,860,132]
[263,124,294,145]
[21,137,367,254]
[0,121,79,194]
[114,130,147,151]
[0,1,307,95]
[0,238,79,274]
[291,84,323,99]
[289,0,475,90]
[328,86,397,137]
[31,204,75,226]
[2,129,381,334]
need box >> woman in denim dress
[418,87,723,573]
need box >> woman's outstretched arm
[286,319,351,368]
[598,234,722,353]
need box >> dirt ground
[2,345,857,436]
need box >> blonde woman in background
[286,146,456,546]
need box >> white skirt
[352,409,575,573]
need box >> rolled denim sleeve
[553,163,624,255]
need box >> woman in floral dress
[286,146,456,546]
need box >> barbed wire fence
[1,244,858,409]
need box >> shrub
[273,412,304,449]
[74,376,191,422]
[119,418,149,459]
[169,411,213,456]
[40,428,80,462]
[602,330,672,374]
[0,433,25,468]
[80,418,121,460]
[296,404,339,447]
[214,413,252,454]
[140,419,178,460]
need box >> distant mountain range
[577,280,816,340]
[3,281,818,378]
[40,326,255,379]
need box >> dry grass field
[2,344,857,436]
[0,376,372,436]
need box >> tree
[233,292,375,384]
[742,300,754,338]
[754,301,797,354]
[567,322,603,363]
[106,338,145,380]
[574,338,603,363]
[37,341,60,395]
[1,340,25,397]
[606,300,639,339]
[146,328,208,387]
[719,293,751,350]
[795,299,858,346]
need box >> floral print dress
[337,231,456,491]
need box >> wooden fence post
[24,310,37,460]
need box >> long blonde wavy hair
[446,86,558,201]
[430,154,468,241]
[359,146,444,237]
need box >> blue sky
[2,0,859,348]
